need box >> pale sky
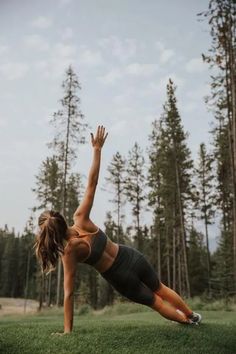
[0,0,218,250]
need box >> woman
[35,125,202,335]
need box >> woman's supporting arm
[62,250,77,333]
[64,293,74,333]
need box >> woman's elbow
[64,291,74,300]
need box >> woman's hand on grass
[51,331,71,336]
[91,125,108,150]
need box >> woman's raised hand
[90,125,108,150]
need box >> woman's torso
[65,224,119,273]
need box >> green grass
[0,304,235,354]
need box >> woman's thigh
[133,253,160,292]
[102,266,155,306]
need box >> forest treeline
[0,0,235,309]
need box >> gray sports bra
[69,227,108,265]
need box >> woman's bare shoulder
[71,218,99,234]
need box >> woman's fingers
[96,125,105,138]
[51,332,67,336]
[96,125,100,138]
[99,125,104,138]
[100,126,107,143]
[103,132,108,143]
[92,125,108,146]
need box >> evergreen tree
[0,228,18,297]
[33,155,62,211]
[48,65,89,306]
[105,152,126,243]
[49,65,88,212]
[188,219,208,296]
[211,230,234,299]
[20,217,38,310]
[147,118,165,282]
[163,79,194,297]
[66,173,84,225]
[199,0,236,289]
[97,212,117,307]
[125,142,146,252]
[33,157,83,306]
[195,143,215,296]
[33,156,62,307]
[147,79,194,296]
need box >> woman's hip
[99,244,160,303]
[100,244,142,278]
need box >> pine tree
[97,212,118,306]
[195,143,215,296]
[105,152,126,243]
[147,118,165,283]
[147,79,194,296]
[188,218,208,296]
[163,79,194,297]
[20,217,38,311]
[33,155,62,211]
[125,142,146,252]
[0,228,18,297]
[199,0,236,289]
[49,65,89,306]
[66,173,84,224]
[33,156,83,305]
[33,156,63,307]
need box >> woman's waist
[93,239,119,272]
[98,243,141,275]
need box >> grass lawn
[0,307,235,354]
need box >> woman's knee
[154,282,170,298]
[150,293,163,310]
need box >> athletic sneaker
[187,312,202,325]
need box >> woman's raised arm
[73,125,108,223]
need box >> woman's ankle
[186,311,194,319]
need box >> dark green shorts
[100,244,160,306]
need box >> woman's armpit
[73,239,91,262]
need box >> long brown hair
[34,210,68,274]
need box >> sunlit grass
[0,302,235,354]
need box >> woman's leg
[101,246,193,324]
[150,293,189,323]
[155,282,193,318]
[128,253,193,323]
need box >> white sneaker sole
[189,312,202,325]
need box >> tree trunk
[157,219,161,281]
[201,151,212,296]
[137,201,142,252]
[175,155,191,297]
[172,208,176,291]
[38,273,45,311]
[165,223,171,287]
[228,8,236,288]
[222,1,236,291]
[177,229,182,296]
[204,211,212,297]
[47,272,52,307]
[117,181,121,243]
[24,250,30,314]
